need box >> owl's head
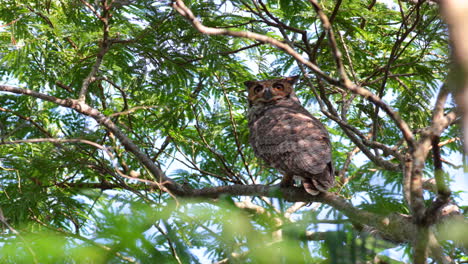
[244,76,299,107]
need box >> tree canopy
[0,0,467,263]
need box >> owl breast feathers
[245,76,334,195]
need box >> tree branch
[0,107,52,137]
[441,0,468,154]
[308,0,350,85]
[0,85,187,197]
[30,213,137,263]
[172,0,415,153]
[78,0,112,102]
[409,81,457,263]
[0,207,38,264]
[306,0,415,149]
[0,138,108,150]
[428,230,454,264]
[0,84,427,245]
[172,0,337,85]
[219,77,254,183]
[184,185,417,243]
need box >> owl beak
[263,88,273,101]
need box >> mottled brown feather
[245,76,334,195]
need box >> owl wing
[283,113,332,173]
[251,105,332,174]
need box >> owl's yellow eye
[254,85,263,94]
[273,83,284,90]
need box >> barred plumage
[245,76,334,195]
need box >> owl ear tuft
[285,75,300,85]
[244,80,255,89]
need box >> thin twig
[285,202,307,219]
[109,106,157,117]
[172,0,336,85]
[190,105,243,183]
[154,223,183,264]
[78,0,112,102]
[308,0,350,85]
[0,207,39,264]
[30,213,136,263]
[218,75,255,183]
[0,138,108,149]
[309,0,343,62]
[0,107,52,137]
[338,146,360,184]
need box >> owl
[245,76,334,195]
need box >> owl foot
[304,187,320,196]
[302,178,321,196]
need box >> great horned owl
[245,76,334,195]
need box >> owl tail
[302,178,320,195]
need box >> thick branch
[428,230,454,264]
[441,0,468,153]
[0,84,421,244]
[185,184,416,243]
[410,88,457,223]
[409,83,457,264]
